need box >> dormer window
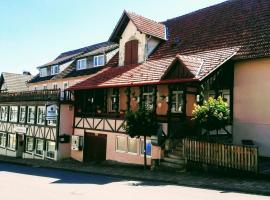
[93,55,105,67]
[40,68,48,77]
[51,65,59,75]
[124,40,138,65]
[76,58,87,70]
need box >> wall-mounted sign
[14,126,27,134]
[46,104,58,120]
[71,135,83,151]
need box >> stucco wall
[119,21,146,66]
[233,57,270,157]
[58,104,74,159]
[71,128,84,162]
[28,77,87,91]
[71,128,161,165]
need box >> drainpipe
[145,36,152,61]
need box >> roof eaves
[199,47,239,81]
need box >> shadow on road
[0,162,167,186]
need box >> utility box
[71,135,83,151]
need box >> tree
[123,106,158,169]
[192,96,230,135]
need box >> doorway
[84,132,107,162]
[16,134,24,158]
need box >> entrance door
[17,134,24,158]
[84,133,107,162]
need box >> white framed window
[34,86,37,91]
[76,58,87,70]
[142,86,154,110]
[39,68,48,77]
[35,139,44,156]
[116,136,126,152]
[46,141,56,159]
[93,55,105,67]
[37,106,45,125]
[171,91,184,113]
[43,85,47,90]
[128,137,137,154]
[9,106,18,122]
[0,106,8,121]
[19,106,26,123]
[7,134,16,150]
[51,65,59,75]
[208,90,230,107]
[53,83,58,90]
[25,137,34,152]
[27,106,35,124]
[110,88,119,112]
[0,132,6,148]
[140,139,152,157]
[63,82,69,89]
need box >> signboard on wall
[14,126,27,134]
[71,135,83,151]
[46,104,58,120]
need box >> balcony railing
[0,89,73,102]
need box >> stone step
[156,165,186,173]
[167,153,185,159]
[172,149,183,155]
[164,157,185,165]
[174,146,183,151]
[159,161,185,169]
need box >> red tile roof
[69,0,270,90]
[109,11,166,42]
[126,11,166,40]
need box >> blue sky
[0,0,225,75]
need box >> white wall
[233,57,270,157]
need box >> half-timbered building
[0,42,118,160]
[68,0,270,166]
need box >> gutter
[67,78,199,91]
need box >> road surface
[0,163,268,200]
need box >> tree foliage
[192,96,230,132]
[123,106,158,169]
[124,106,158,138]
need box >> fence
[183,138,259,173]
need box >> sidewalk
[0,155,270,196]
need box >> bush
[192,96,230,133]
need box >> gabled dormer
[109,11,167,66]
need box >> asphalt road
[0,163,269,200]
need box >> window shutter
[131,40,138,64]
[124,40,139,65]
[125,41,132,65]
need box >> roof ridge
[125,10,164,26]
